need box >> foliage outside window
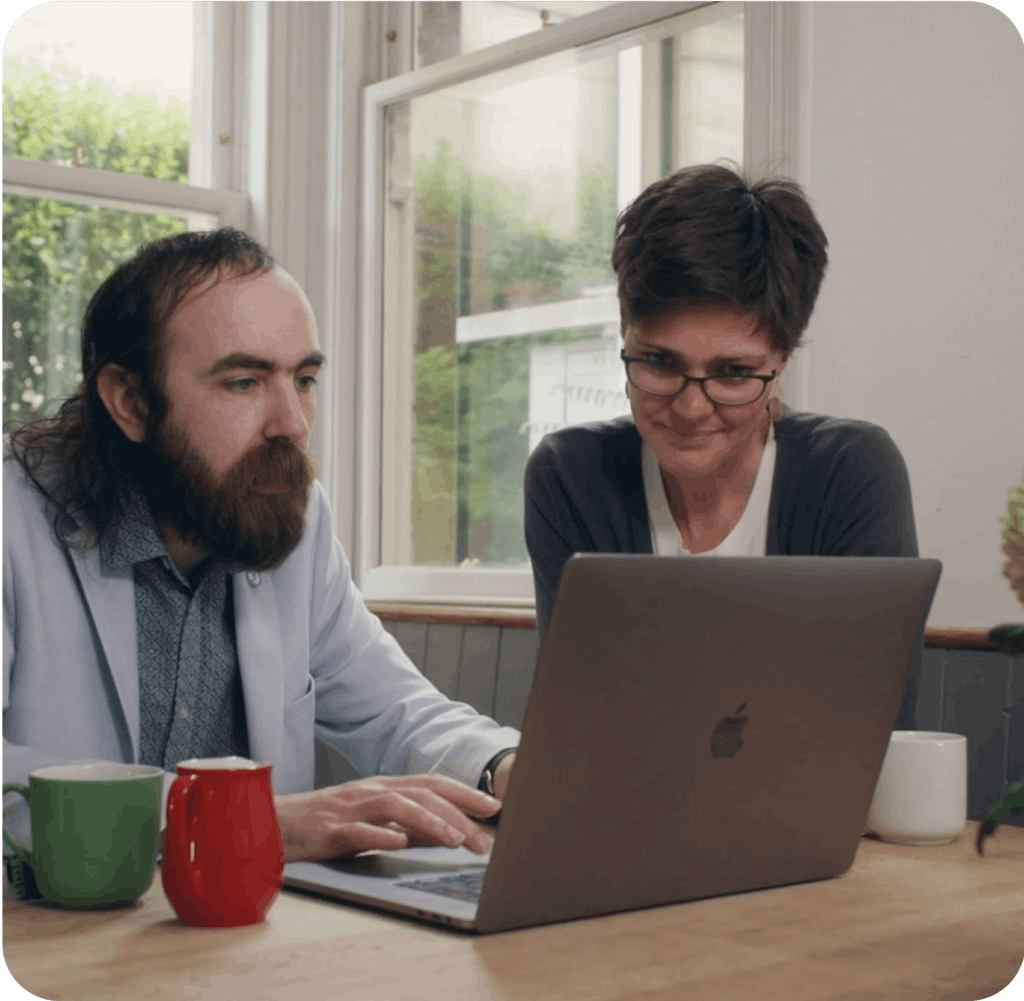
[379,7,742,581]
[409,140,620,566]
[2,65,190,425]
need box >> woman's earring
[767,398,781,422]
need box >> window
[415,2,621,67]
[359,1,766,605]
[1,2,792,606]
[2,1,245,424]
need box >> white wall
[797,2,1024,628]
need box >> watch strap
[477,747,518,795]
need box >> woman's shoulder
[527,416,641,467]
[524,417,645,500]
[774,407,906,468]
[776,407,894,441]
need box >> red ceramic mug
[162,757,284,927]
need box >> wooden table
[5,823,1023,1001]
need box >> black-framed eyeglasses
[620,351,777,406]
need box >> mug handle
[166,775,205,900]
[2,783,32,866]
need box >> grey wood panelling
[380,618,398,637]
[1006,656,1023,797]
[942,651,1012,821]
[494,628,539,729]
[422,623,463,698]
[917,649,945,731]
[1008,706,1024,797]
[391,620,428,671]
[457,626,501,716]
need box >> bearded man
[3,229,518,864]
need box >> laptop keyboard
[396,867,486,903]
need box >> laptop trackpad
[310,845,490,880]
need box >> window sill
[922,628,1000,652]
[366,605,1005,651]
[367,603,537,630]
[360,566,535,608]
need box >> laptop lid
[472,555,941,932]
[284,555,941,935]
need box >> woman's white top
[642,425,777,556]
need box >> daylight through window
[379,6,744,575]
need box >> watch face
[480,749,516,796]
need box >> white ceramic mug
[866,731,968,845]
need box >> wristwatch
[478,747,517,795]
[475,745,516,822]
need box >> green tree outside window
[411,140,620,565]
[3,63,190,425]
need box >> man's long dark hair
[7,228,274,547]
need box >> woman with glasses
[524,163,918,642]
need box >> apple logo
[711,703,749,759]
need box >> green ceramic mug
[2,763,164,907]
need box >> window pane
[384,10,744,570]
[3,2,193,182]
[384,44,628,569]
[2,196,195,425]
[416,1,620,68]
[672,13,744,166]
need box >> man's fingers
[352,790,491,853]
[374,774,502,817]
[392,788,493,853]
[283,820,410,862]
[356,791,471,849]
[325,822,409,858]
[274,775,503,863]
[384,822,442,849]
[385,819,495,851]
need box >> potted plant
[977,468,1024,853]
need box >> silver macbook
[283,555,941,934]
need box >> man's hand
[274,775,502,863]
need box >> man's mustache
[230,438,313,493]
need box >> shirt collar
[98,480,245,582]
[99,481,168,576]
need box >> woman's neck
[660,415,771,551]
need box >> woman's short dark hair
[612,162,828,356]
[7,227,274,547]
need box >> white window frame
[1,2,805,607]
[354,0,801,606]
[1,1,368,563]
[0,156,248,228]
[1,1,249,244]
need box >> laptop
[282,555,941,934]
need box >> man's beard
[137,419,315,572]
